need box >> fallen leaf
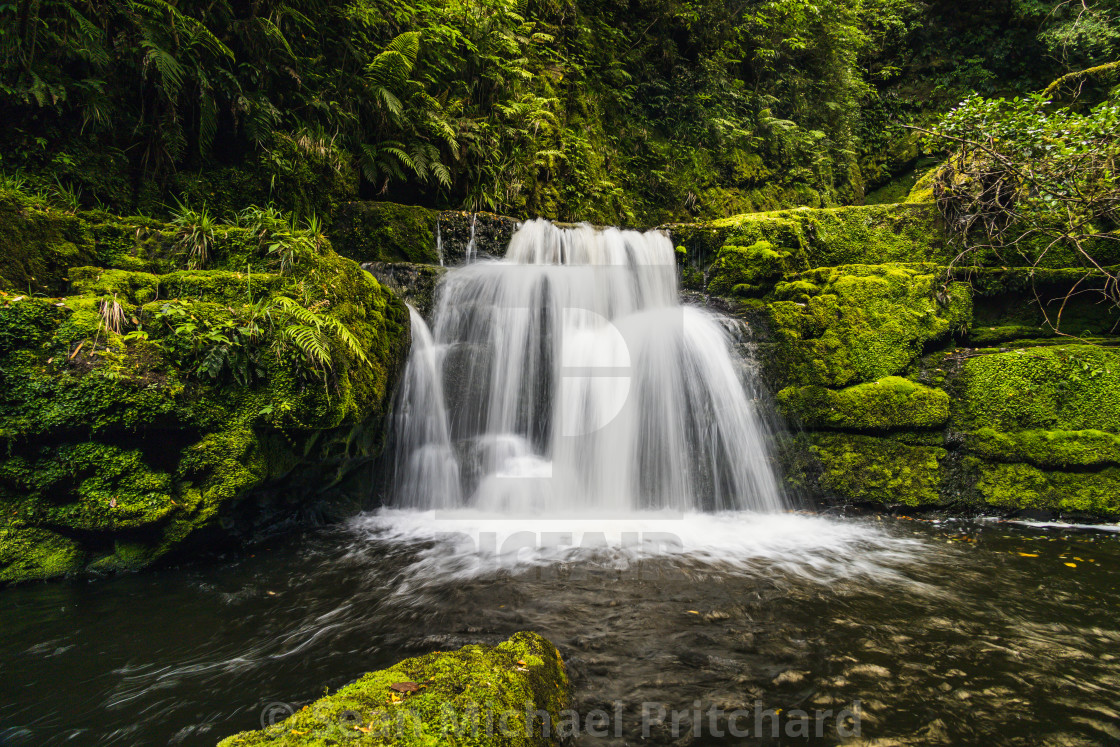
[1065,562,1077,568]
[1018,553,1038,557]
[687,610,700,614]
[390,682,419,693]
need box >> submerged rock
[217,631,569,747]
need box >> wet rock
[362,261,447,318]
[218,631,568,747]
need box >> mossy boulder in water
[809,432,946,507]
[0,189,410,583]
[217,632,569,747]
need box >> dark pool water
[2,511,1119,746]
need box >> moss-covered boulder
[809,433,946,507]
[763,264,971,389]
[687,200,1120,517]
[669,202,950,269]
[0,190,410,583]
[218,632,569,747]
[778,377,950,431]
[954,346,1120,432]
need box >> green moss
[905,167,939,204]
[678,203,948,269]
[332,202,440,264]
[764,264,971,388]
[0,525,85,583]
[975,462,1120,515]
[0,202,411,584]
[706,241,794,297]
[809,433,945,506]
[778,376,950,431]
[956,346,1120,432]
[966,427,1120,469]
[218,632,569,747]
[0,188,96,295]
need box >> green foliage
[926,93,1120,329]
[0,0,975,222]
[170,202,217,269]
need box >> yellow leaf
[1018,553,1038,557]
[687,610,699,614]
[1064,562,1077,568]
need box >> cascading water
[391,218,784,515]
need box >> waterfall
[391,218,784,515]
[465,212,477,263]
[435,221,444,267]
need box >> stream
[2,512,1118,746]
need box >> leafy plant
[170,202,217,269]
[922,92,1120,332]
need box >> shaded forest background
[2,0,1119,224]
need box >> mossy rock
[669,203,950,271]
[0,198,411,584]
[809,433,946,506]
[763,264,971,389]
[218,632,569,747]
[332,202,440,264]
[778,377,950,431]
[0,188,97,295]
[974,461,1120,516]
[955,346,1120,432]
[807,432,946,506]
[706,241,795,297]
[437,210,520,264]
[965,427,1120,469]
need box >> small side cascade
[465,212,478,264]
[435,220,444,267]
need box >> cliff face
[0,191,411,584]
[671,193,1120,518]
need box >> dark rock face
[331,201,520,267]
[363,262,448,318]
[435,209,520,264]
